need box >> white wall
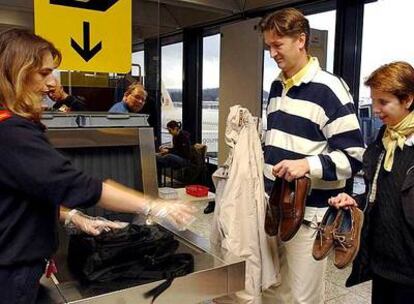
[218,18,264,164]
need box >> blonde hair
[124,82,147,100]
[365,61,414,111]
[0,29,61,121]
[259,8,310,51]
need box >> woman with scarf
[329,61,414,304]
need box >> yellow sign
[34,0,131,73]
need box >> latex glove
[146,200,197,231]
[66,210,129,236]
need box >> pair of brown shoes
[265,176,310,241]
[312,206,364,269]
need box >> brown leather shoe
[279,176,310,241]
[312,207,343,260]
[333,206,364,269]
[265,178,283,236]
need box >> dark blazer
[347,126,414,286]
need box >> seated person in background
[45,76,86,112]
[109,82,147,113]
[157,120,191,182]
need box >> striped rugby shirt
[264,57,365,208]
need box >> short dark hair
[166,120,181,129]
[259,8,310,51]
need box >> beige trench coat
[211,105,280,304]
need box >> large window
[262,50,279,129]
[202,34,220,159]
[307,10,336,74]
[360,0,414,99]
[262,10,336,129]
[359,0,414,143]
[161,42,183,144]
[131,51,144,78]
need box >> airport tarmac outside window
[161,42,183,145]
[202,34,220,160]
[261,10,336,130]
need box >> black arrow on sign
[71,22,102,62]
[50,0,119,12]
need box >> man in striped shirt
[259,8,365,304]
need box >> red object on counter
[185,185,209,197]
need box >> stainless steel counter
[38,125,245,303]
[38,225,245,304]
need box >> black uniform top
[52,95,86,111]
[0,114,102,266]
[348,126,414,287]
[169,130,191,159]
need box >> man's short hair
[259,8,310,51]
[124,82,147,100]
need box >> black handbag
[68,224,194,302]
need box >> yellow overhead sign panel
[35,0,131,73]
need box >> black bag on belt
[68,224,194,302]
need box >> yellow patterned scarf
[382,111,414,171]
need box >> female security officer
[0,29,195,303]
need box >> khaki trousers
[262,224,327,304]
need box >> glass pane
[47,71,125,112]
[131,51,144,78]
[359,0,414,144]
[262,50,279,130]
[360,0,414,99]
[202,34,220,160]
[161,42,183,144]
[1,1,161,114]
[306,11,336,73]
